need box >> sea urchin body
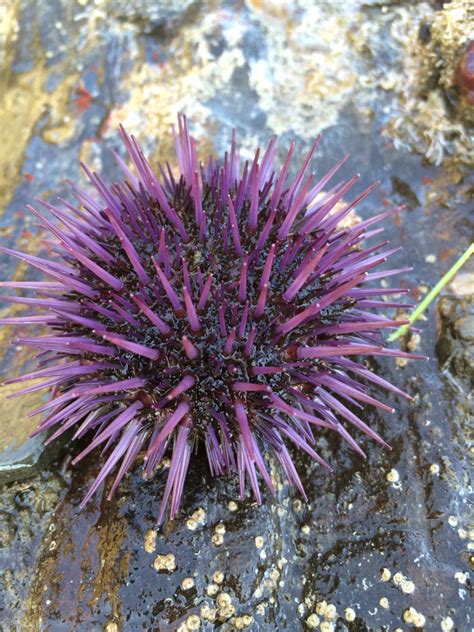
[0,116,419,523]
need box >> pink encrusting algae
[0,115,421,523]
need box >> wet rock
[436,294,474,388]
[384,1,474,166]
[16,351,473,631]
[416,3,474,100]
[0,382,58,483]
[0,468,66,622]
[0,0,473,630]
[109,0,195,30]
[449,271,474,296]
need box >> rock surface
[436,294,474,389]
[0,1,473,631]
[0,383,56,483]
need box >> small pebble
[316,600,328,615]
[293,499,303,512]
[192,508,206,522]
[407,331,421,352]
[269,568,280,583]
[218,603,235,620]
[401,579,415,594]
[387,468,400,483]
[454,571,467,584]
[381,567,391,582]
[324,604,337,621]
[404,606,426,628]
[187,508,206,530]
[232,615,253,629]
[255,601,268,617]
[216,592,232,608]
[344,608,356,622]
[185,614,201,630]
[200,603,217,622]
[441,616,454,631]
[153,553,176,572]
[450,271,474,296]
[207,583,219,596]
[181,577,195,590]
[143,529,157,553]
[212,534,224,546]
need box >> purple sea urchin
[0,116,419,523]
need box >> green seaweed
[388,243,474,342]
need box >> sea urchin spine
[0,116,420,523]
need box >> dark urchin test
[0,115,421,524]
